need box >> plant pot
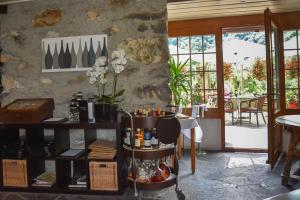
[95,103,119,122]
[288,101,298,109]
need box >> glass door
[264,8,283,169]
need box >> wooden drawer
[89,161,118,191]
[2,159,28,187]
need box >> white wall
[181,118,222,151]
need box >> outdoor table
[275,115,300,185]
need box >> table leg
[191,128,195,174]
[177,132,182,160]
[282,132,298,185]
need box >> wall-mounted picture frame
[41,34,108,72]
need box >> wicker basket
[2,159,28,187]
[89,161,118,191]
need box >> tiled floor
[0,152,299,200]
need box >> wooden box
[0,98,54,123]
[89,161,118,191]
[2,159,28,187]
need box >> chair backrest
[156,117,181,145]
[256,96,266,111]
[181,107,192,116]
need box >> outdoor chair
[225,100,235,125]
[239,95,267,126]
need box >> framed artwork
[41,34,108,72]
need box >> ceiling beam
[0,5,7,14]
[167,0,192,3]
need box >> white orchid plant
[86,48,127,105]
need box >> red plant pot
[288,101,298,109]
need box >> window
[283,30,300,109]
[168,35,217,108]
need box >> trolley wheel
[176,187,185,200]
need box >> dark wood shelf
[128,174,177,190]
[0,121,118,129]
[123,146,175,160]
[0,119,126,195]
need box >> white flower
[111,49,125,59]
[95,56,107,67]
[112,64,124,74]
[89,76,97,84]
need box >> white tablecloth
[177,105,207,143]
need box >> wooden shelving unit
[0,120,126,195]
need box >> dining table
[275,115,300,185]
[176,105,206,174]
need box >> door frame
[221,26,268,152]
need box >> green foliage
[244,76,259,95]
[286,90,298,104]
[223,32,265,45]
[168,57,191,106]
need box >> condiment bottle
[135,128,141,148]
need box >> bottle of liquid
[151,128,159,148]
[135,128,141,148]
[159,160,171,179]
[151,160,165,182]
[144,129,152,149]
[124,128,132,146]
[139,129,144,148]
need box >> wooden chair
[240,95,267,126]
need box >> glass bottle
[143,129,152,149]
[151,160,165,182]
[135,128,141,148]
[151,128,159,148]
[159,160,171,179]
[139,129,144,148]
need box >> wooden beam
[167,0,191,3]
[0,5,7,14]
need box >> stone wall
[0,0,169,116]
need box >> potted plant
[168,57,191,108]
[86,49,127,121]
[286,90,298,109]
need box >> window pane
[285,70,299,88]
[206,90,218,108]
[284,30,297,49]
[204,53,216,71]
[191,36,203,53]
[168,37,178,54]
[286,89,299,109]
[284,50,298,70]
[204,72,217,89]
[191,72,204,89]
[178,55,190,71]
[191,54,203,71]
[178,37,189,54]
[203,35,216,53]
[191,90,204,104]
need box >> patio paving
[225,112,268,149]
